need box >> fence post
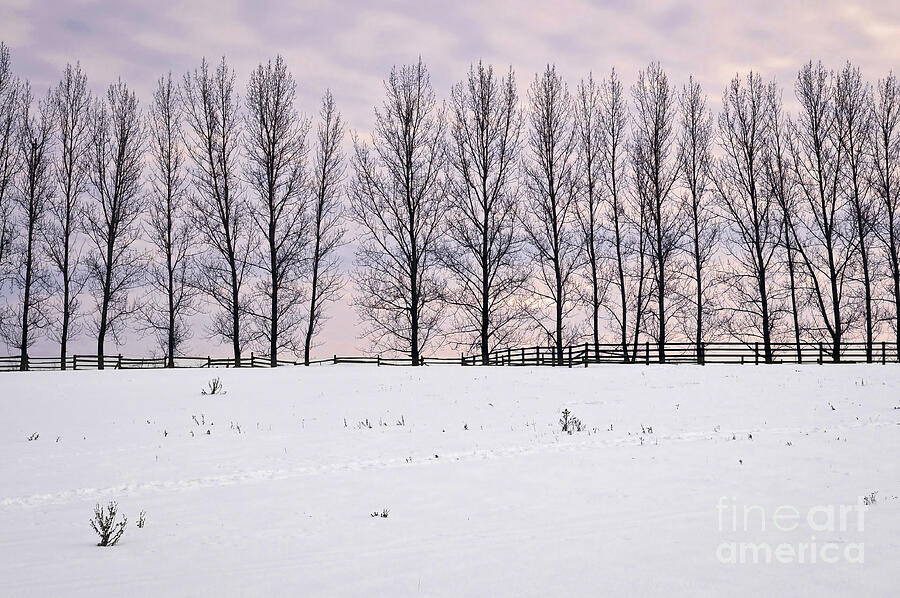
[699,342,705,366]
[567,345,573,368]
[818,343,823,365]
[333,354,337,365]
[583,342,588,368]
[754,343,759,365]
[117,354,122,369]
[73,354,77,371]
[377,354,381,367]
[251,352,255,368]
[882,342,886,365]
[645,342,650,365]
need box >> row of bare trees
[349,58,900,364]
[3,46,900,366]
[0,44,345,369]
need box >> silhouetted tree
[350,59,446,364]
[523,65,580,363]
[790,62,857,362]
[144,73,196,366]
[595,69,635,359]
[766,87,804,361]
[182,58,251,366]
[0,43,18,291]
[303,90,345,365]
[574,73,609,352]
[835,62,877,361]
[443,62,526,363]
[631,63,682,362]
[244,56,311,366]
[6,84,53,370]
[46,63,90,369]
[714,73,781,362]
[872,72,900,357]
[677,76,719,351]
[85,80,145,369]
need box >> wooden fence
[0,352,462,372]
[2,340,898,372]
[461,340,900,366]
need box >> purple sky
[2,0,899,358]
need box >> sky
[1,0,899,359]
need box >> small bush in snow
[371,508,390,518]
[560,409,584,434]
[863,491,878,506]
[90,502,127,546]
[137,510,147,528]
[201,378,226,395]
[26,432,39,441]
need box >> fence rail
[2,340,899,372]
[0,352,462,372]
[460,340,900,366]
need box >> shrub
[137,510,147,529]
[201,377,226,395]
[371,508,390,518]
[90,502,127,546]
[559,409,584,434]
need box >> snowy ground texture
[1,365,898,597]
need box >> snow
[1,365,898,596]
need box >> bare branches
[244,56,311,365]
[835,62,877,360]
[714,72,781,360]
[574,73,610,351]
[4,83,54,369]
[443,62,526,362]
[677,76,719,346]
[350,58,447,363]
[304,90,345,365]
[522,65,581,360]
[46,62,91,368]
[790,61,857,361]
[871,72,900,351]
[182,57,251,366]
[144,72,197,365]
[631,63,682,361]
[85,79,145,367]
[0,42,19,290]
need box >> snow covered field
[1,365,898,597]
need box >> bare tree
[46,63,91,369]
[835,62,877,361]
[0,42,18,289]
[677,76,718,352]
[872,72,900,356]
[303,90,345,365]
[6,84,53,370]
[713,73,781,362]
[144,73,197,366]
[574,73,609,352]
[350,59,446,364]
[443,62,526,363]
[522,65,580,362]
[596,69,634,359]
[790,62,856,362]
[244,56,311,366]
[182,58,251,366]
[85,80,145,368]
[765,87,804,361]
[631,63,681,362]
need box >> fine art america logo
[716,497,868,564]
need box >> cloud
[1,0,899,356]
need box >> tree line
[1,44,899,368]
